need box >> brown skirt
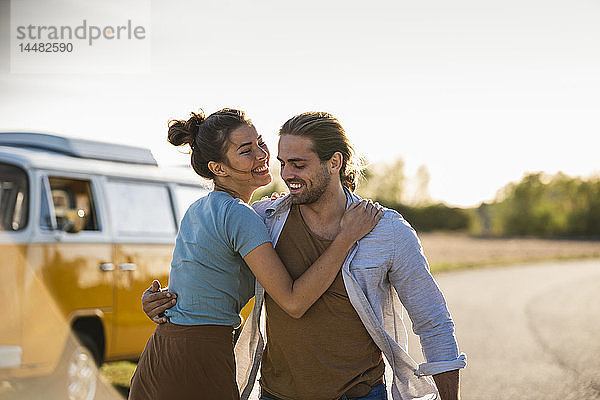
[129,323,238,400]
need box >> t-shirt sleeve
[225,201,273,258]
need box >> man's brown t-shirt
[260,205,385,400]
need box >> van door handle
[99,263,115,272]
[118,263,137,271]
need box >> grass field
[99,233,600,395]
[100,361,137,395]
[421,232,600,273]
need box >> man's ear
[208,161,229,177]
[328,152,343,174]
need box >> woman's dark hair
[168,108,251,179]
[279,112,361,192]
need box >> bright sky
[1,0,599,207]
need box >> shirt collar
[344,187,361,209]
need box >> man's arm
[141,280,176,323]
[386,216,465,397]
[433,369,460,400]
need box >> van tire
[53,333,100,400]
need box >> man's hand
[141,280,177,324]
[432,369,460,400]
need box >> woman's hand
[260,191,287,201]
[141,280,177,324]
[338,199,384,245]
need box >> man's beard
[288,164,330,205]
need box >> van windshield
[0,163,28,231]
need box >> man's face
[277,135,331,205]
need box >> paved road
[406,259,600,399]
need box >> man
[143,112,466,400]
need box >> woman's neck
[213,181,253,203]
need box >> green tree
[482,172,600,237]
[357,157,405,205]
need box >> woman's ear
[208,161,229,177]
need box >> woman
[128,108,382,400]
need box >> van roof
[0,132,157,166]
[0,133,206,187]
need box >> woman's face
[221,124,272,191]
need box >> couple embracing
[129,109,466,400]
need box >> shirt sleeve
[225,201,272,258]
[387,217,467,376]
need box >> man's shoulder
[374,207,416,237]
[353,208,421,263]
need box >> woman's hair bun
[167,110,206,148]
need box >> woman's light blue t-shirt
[164,191,272,327]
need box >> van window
[0,163,28,231]
[105,180,176,237]
[41,177,99,232]
[174,185,210,223]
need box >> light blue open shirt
[235,190,467,400]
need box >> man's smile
[286,180,305,192]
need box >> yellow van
[0,132,254,399]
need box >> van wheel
[54,333,100,400]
